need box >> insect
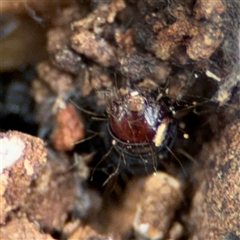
[105,86,177,175]
[60,59,239,190]
[73,80,201,188]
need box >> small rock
[0,131,46,224]
[133,172,183,240]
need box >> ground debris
[71,28,118,67]
[24,150,101,234]
[188,119,240,239]
[69,224,121,240]
[51,103,85,151]
[133,172,183,240]
[47,28,82,74]
[0,131,46,224]
[2,0,239,239]
[0,217,54,240]
[36,61,74,95]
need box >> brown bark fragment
[150,20,191,60]
[187,23,224,60]
[69,224,121,240]
[71,0,125,32]
[133,172,183,239]
[36,61,73,94]
[71,29,118,67]
[47,28,82,74]
[51,104,85,151]
[31,78,52,104]
[0,131,46,224]
[115,28,135,53]
[189,120,240,239]
[168,222,184,240]
[0,217,54,240]
[194,0,225,22]
[25,151,101,232]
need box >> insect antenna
[147,143,158,173]
[119,145,127,165]
[165,146,187,177]
[90,145,114,181]
[74,131,99,145]
[69,98,106,118]
[102,159,121,186]
[176,148,198,165]
[66,152,94,174]
[138,152,150,174]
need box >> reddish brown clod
[52,103,85,151]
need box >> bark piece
[133,172,183,240]
[47,28,82,74]
[69,225,121,240]
[189,119,240,239]
[51,104,85,151]
[187,22,224,60]
[71,29,117,67]
[0,217,54,240]
[25,151,101,232]
[194,0,225,23]
[0,131,46,224]
[149,20,192,60]
[36,61,73,95]
[71,0,126,33]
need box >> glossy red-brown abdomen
[107,90,173,147]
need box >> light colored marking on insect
[153,119,169,147]
[206,70,221,82]
[128,93,145,112]
[130,91,139,97]
[183,133,189,139]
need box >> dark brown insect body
[106,88,177,175]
